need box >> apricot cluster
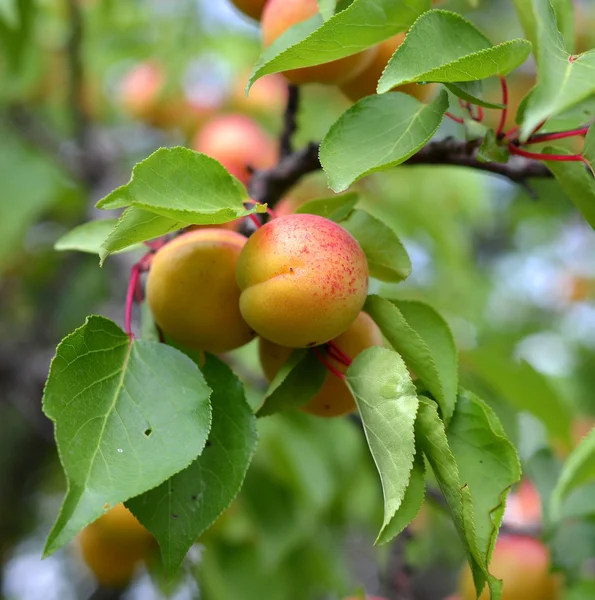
[146,213,377,417]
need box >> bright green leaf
[42,316,212,556]
[249,0,429,87]
[378,11,531,93]
[582,124,595,174]
[295,192,358,222]
[447,391,521,565]
[519,0,595,139]
[345,347,419,544]
[257,350,327,417]
[127,356,256,575]
[341,210,411,283]
[365,295,457,422]
[317,0,335,21]
[320,91,449,192]
[55,220,141,255]
[477,130,510,163]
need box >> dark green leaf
[582,124,595,174]
[295,192,358,222]
[127,356,256,575]
[378,11,531,93]
[345,347,419,544]
[444,82,505,109]
[42,317,212,556]
[320,91,449,192]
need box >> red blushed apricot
[119,62,164,120]
[261,0,376,85]
[146,229,255,354]
[237,213,369,348]
[260,312,383,417]
[230,0,268,20]
[192,114,277,185]
[459,536,561,600]
[78,504,155,588]
[340,34,437,103]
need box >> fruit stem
[508,143,587,163]
[247,213,261,229]
[312,347,345,379]
[496,76,509,138]
[524,127,590,145]
[125,263,142,338]
[445,112,465,125]
[327,340,353,367]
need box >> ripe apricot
[78,504,154,588]
[193,114,277,185]
[146,229,255,354]
[119,62,164,121]
[230,0,268,20]
[231,71,288,117]
[340,34,436,103]
[261,0,376,85]
[260,311,383,417]
[459,536,561,600]
[237,213,368,348]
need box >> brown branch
[65,0,87,149]
[250,137,553,208]
[280,84,300,158]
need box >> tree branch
[279,85,300,158]
[250,137,553,208]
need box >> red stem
[312,347,345,379]
[247,213,261,229]
[445,112,465,124]
[125,263,142,338]
[474,105,484,122]
[508,143,586,162]
[496,76,509,138]
[327,340,353,367]
[524,127,590,145]
[502,125,520,142]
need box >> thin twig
[280,85,300,158]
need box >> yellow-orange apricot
[78,504,154,588]
[261,0,376,85]
[260,311,383,417]
[193,114,277,185]
[230,0,268,20]
[459,536,561,600]
[340,34,436,103]
[237,213,368,348]
[146,229,255,353]
[231,71,288,117]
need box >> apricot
[459,536,561,600]
[78,504,154,588]
[231,71,288,117]
[119,62,164,121]
[261,0,376,85]
[230,0,268,21]
[146,229,255,354]
[503,480,542,528]
[192,114,277,185]
[237,213,368,348]
[340,34,436,103]
[260,311,383,416]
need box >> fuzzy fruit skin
[237,214,368,348]
[78,504,154,588]
[459,536,561,600]
[230,0,268,20]
[261,0,376,85]
[193,114,277,185]
[340,34,436,103]
[147,229,255,353]
[260,312,382,417]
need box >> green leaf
[54,220,142,255]
[295,192,358,222]
[378,11,531,93]
[447,391,521,565]
[317,0,335,21]
[249,0,430,88]
[477,130,510,163]
[127,356,256,575]
[0,0,35,71]
[582,124,595,174]
[320,91,449,192]
[0,0,19,26]
[444,82,505,110]
[345,347,419,544]
[376,452,426,545]
[416,398,498,599]
[365,295,457,422]
[464,346,571,443]
[519,0,595,139]
[96,147,261,222]
[341,209,411,283]
[543,145,595,231]
[257,350,327,417]
[99,207,185,264]
[42,316,212,556]
[551,425,595,520]
[541,95,595,132]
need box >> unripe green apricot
[237,213,368,348]
[260,311,383,417]
[146,229,255,353]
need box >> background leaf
[127,356,257,575]
[54,220,141,255]
[320,91,448,192]
[295,192,358,222]
[42,316,212,556]
[345,347,419,544]
[378,10,531,92]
